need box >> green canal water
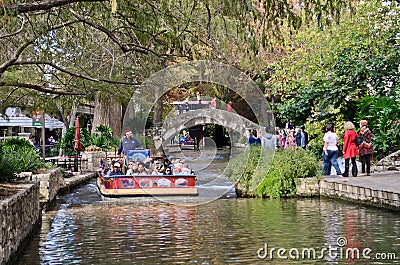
[15,182,399,264]
[14,149,400,264]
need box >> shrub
[253,148,322,198]
[0,139,47,182]
[3,138,33,149]
[90,125,119,152]
[0,143,15,182]
[226,147,322,198]
[357,95,400,159]
[60,126,91,155]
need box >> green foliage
[225,146,262,185]
[0,139,47,182]
[90,124,118,151]
[253,148,322,198]
[60,127,92,155]
[3,138,33,149]
[357,96,400,158]
[0,143,15,183]
[226,147,322,198]
[271,1,400,159]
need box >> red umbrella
[74,117,82,151]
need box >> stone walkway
[323,171,400,193]
[320,171,400,209]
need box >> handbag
[355,136,362,146]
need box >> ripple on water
[14,183,400,265]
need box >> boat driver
[117,129,142,156]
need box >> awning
[0,108,65,129]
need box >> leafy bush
[253,148,322,198]
[357,96,400,159]
[0,143,15,183]
[60,126,91,155]
[3,138,33,149]
[225,146,263,185]
[89,125,119,152]
[0,139,47,182]
[226,147,322,198]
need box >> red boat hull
[97,175,198,196]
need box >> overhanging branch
[13,61,141,86]
[0,81,89,95]
[0,0,106,16]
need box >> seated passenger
[173,162,183,174]
[126,161,138,175]
[164,167,172,175]
[144,162,153,175]
[110,162,123,176]
[163,158,171,169]
[151,161,164,175]
[181,161,193,175]
[134,162,147,175]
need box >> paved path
[320,171,400,209]
[323,171,400,193]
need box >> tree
[268,0,400,158]
[1,0,353,135]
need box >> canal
[15,150,399,264]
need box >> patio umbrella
[74,117,82,152]
[73,117,82,172]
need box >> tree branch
[0,16,25,39]
[12,61,141,86]
[0,19,80,76]
[68,7,170,57]
[0,0,106,16]
[0,81,88,95]
[0,39,35,74]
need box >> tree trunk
[109,97,122,138]
[92,94,122,138]
[153,98,163,126]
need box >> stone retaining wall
[319,180,400,208]
[81,152,106,172]
[34,168,65,204]
[296,178,400,209]
[0,183,41,265]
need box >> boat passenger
[151,161,164,175]
[126,161,138,175]
[163,158,171,169]
[181,161,193,175]
[105,163,114,177]
[134,162,147,176]
[111,162,122,176]
[173,163,183,174]
[163,167,173,175]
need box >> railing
[45,155,87,172]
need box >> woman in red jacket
[342,121,359,177]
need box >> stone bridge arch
[150,109,272,153]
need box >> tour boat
[96,150,198,197]
[97,174,198,197]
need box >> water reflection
[15,195,399,265]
